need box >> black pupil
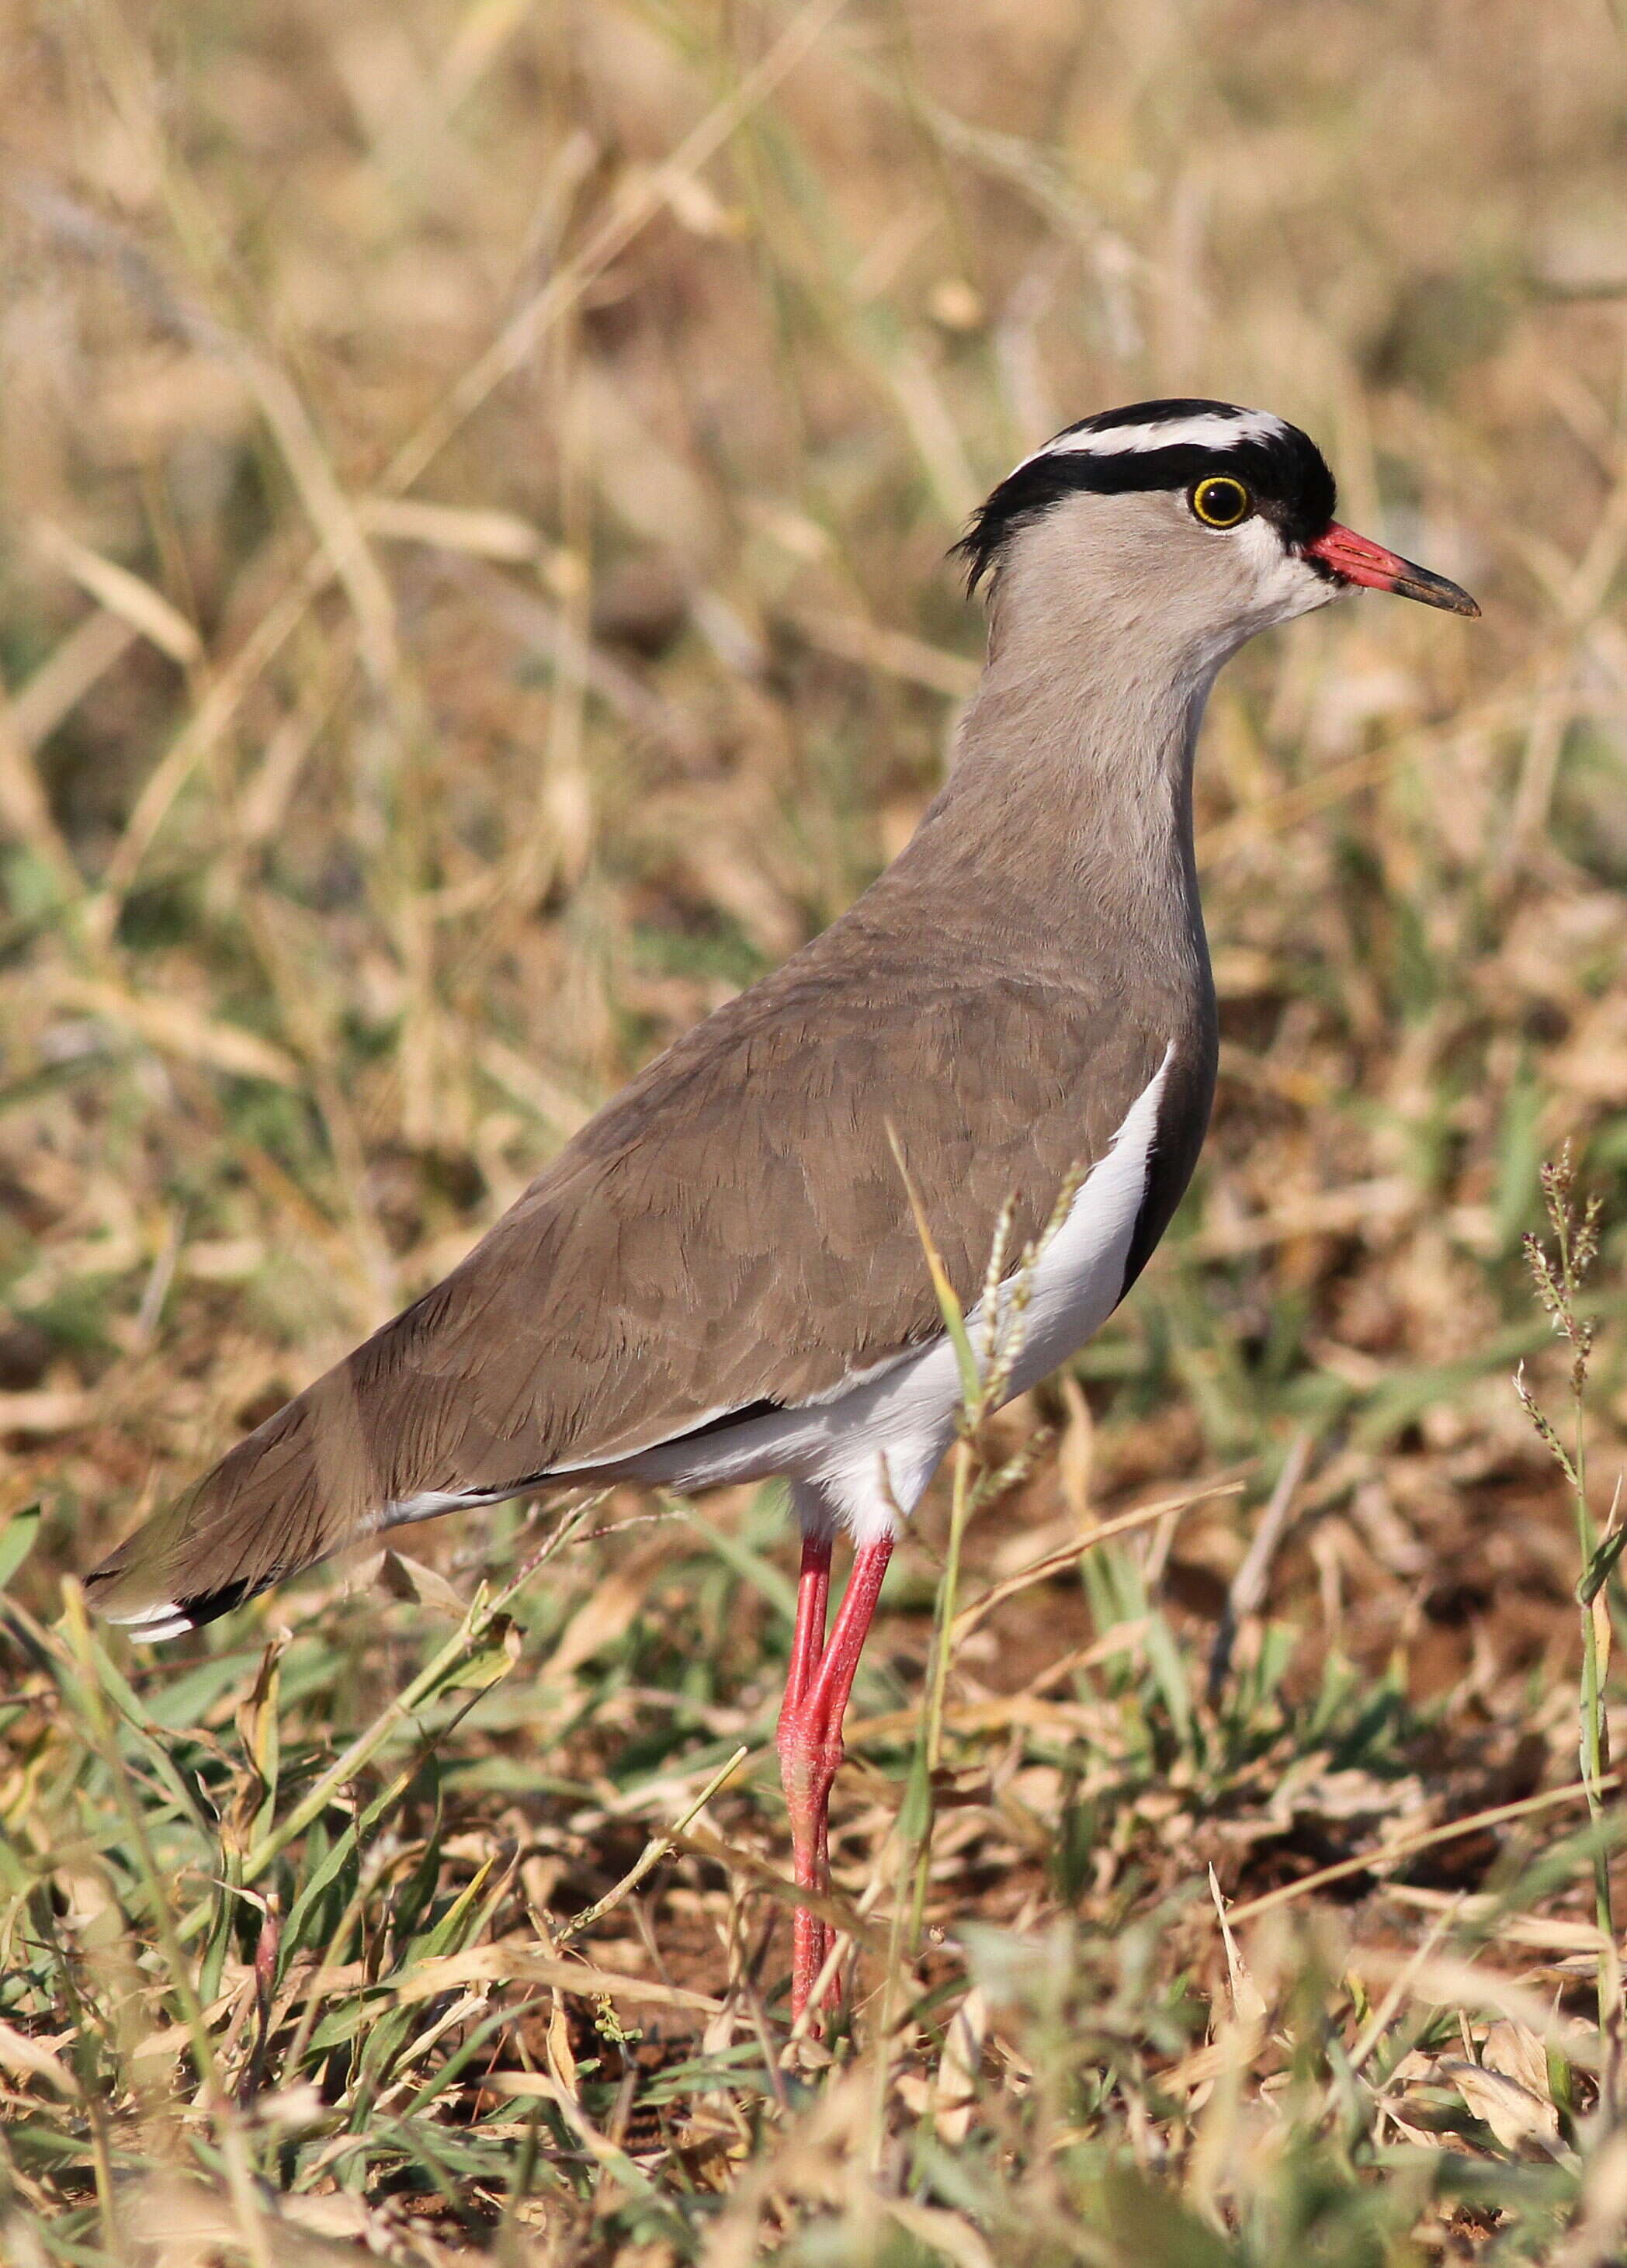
[1200,479,1244,523]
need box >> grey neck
[886,601,1216,989]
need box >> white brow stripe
[1029,410,1286,466]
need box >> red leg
[776,1533,894,2023]
[785,1531,832,1714]
[779,1531,835,1996]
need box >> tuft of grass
[1518,1150,1623,2066]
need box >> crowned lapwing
[89,399,1477,2019]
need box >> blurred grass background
[5,1,1627,2260]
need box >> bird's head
[958,399,1478,675]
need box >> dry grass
[5,1,1627,2259]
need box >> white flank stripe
[805,1042,1174,1542]
[542,1398,739,1479]
[984,1041,1173,1398]
[381,1486,494,1525]
[1029,409,1285,466]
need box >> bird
[88,398,1478,2021]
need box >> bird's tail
[86,1349,411,1639]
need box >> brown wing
[86,921,1172,1629]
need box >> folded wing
[88,928,1169,1632]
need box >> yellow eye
[1190,475,1252,529]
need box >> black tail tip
[90,1575,257,1641]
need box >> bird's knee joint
[776,1715,844,1798]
